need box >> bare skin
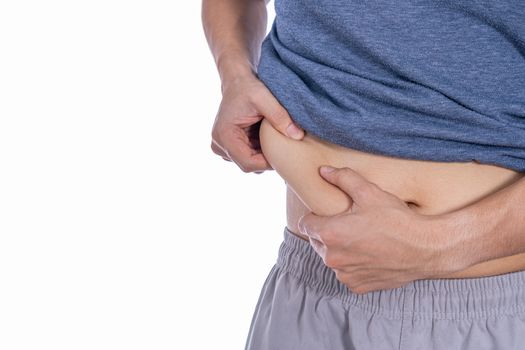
[259,118,525,292]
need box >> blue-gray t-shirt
[256,0,525,172]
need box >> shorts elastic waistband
[277,226,525,320]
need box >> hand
[210,74,304,173]
[297,166,457,294]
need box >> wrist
[217,52,258,93]
[420,175,525,278]
[422,209,483,276]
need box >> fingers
[210,77,303,173]
[211,120,272,173]
[211,136,263,173]
[210,139,231,161]
[221,127,272,173]
[255,90,305,140]
[308,237,326,261]
[297,212,334,243]
[228,146,272,173]
[319,166,379,205]
[343,275,406,294]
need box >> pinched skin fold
[259,117,353,217]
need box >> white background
[0,1,286,349]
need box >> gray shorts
[245,226,525,350]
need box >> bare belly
[259,117,525,279]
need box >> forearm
[201,0,269,90]
[438,175,525,270]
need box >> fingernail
[320,166,335,175]
[286,123,304,140]
[297,215,306,234]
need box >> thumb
[319,166,378,205]
[297,212,330,242]
[256,91,304,140]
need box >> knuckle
[261,107,290,130]
[247,87,267,107]
[273,108,289,124]
[211,129,224,148]
[330,169,353,188]
[330,169,344,182]
[237,159,258,173]
[244,157,259,171]
[353,183,371,197]
[237,162,251,173]
[268,116,289,133]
